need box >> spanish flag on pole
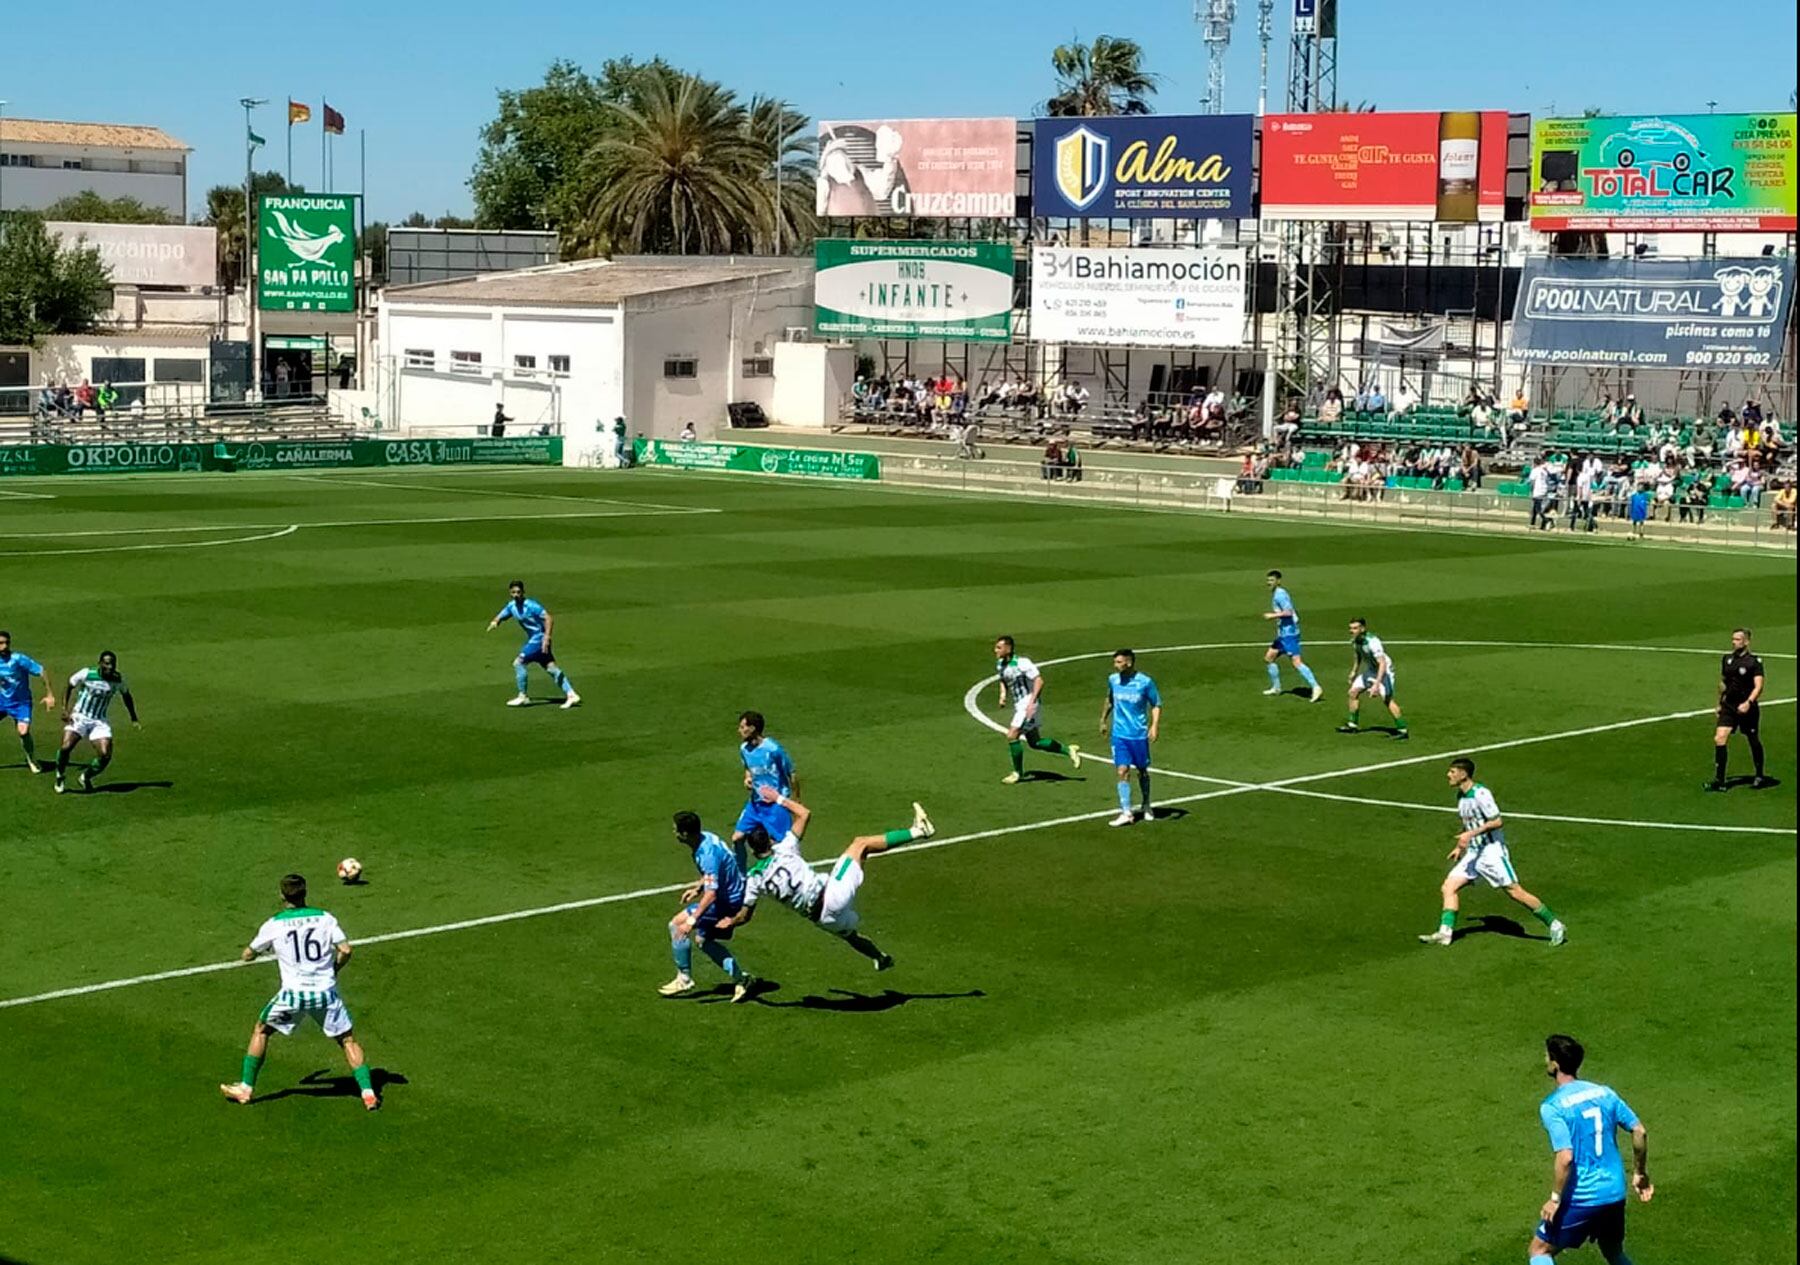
[288,100,311,126]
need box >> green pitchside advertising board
[258,194,357,311]
[0,437,561,478]
[635,439,880,480]
[814,240,1014,343]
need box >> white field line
[0,487,56,499]
[0,524,299,558]
[287,473,710,514]
[0,505,719,544]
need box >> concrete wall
[20,331,209,409]
[0,165,185,218]
[771,342,855,427]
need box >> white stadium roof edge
[380,256,811,308]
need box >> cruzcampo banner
[0,436,562,478]
[814,240,1014,342]
[1530,113,1798,231]
[634,439,880,480]
[258,193,357,311]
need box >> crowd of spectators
[1523,429,1793,534]
[853,374,1099,429]
[32,378,121,425]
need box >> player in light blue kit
[1262,570,1324,702]
[1091,649,1161,827]
[0,630,57,774]
[485,579,581,710]
[660,810,758,1003]
[1529,1033,1653,1264]
[733,710,796,846]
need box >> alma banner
[815,118,1016,218]
[814,240,1015,343]
[1261,111,1508,221]
[258,193,356,312]
[1030,247,1246,347]
[1509,257,1794,368]
[1030,115,1254,218]
[1529,112,1797,232]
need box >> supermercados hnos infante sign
[1530,113,1797,231]
[1509,257,1795,368]
[814,240,1015,343]
[258,194,357,311]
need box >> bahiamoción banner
[1030,115,1254,218]
[1261,111,1508,221]
[1508,257,1795,369]
[815,118,1016,218]
[1529,112,1797,232]
[1029,247,1246,347]
[814,240,1015,343]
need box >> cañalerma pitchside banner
[1509,257,1795,368]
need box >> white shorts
[259,989,354,1039]
[1449,842,1517,889]
[1352,671,1394,699]
[817,855,864,933]
[1009,698,1042,732]
[63,715,113,743]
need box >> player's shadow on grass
[1723,774,1780,790]
[753,985,986,1013]
[91,780,174,794]
[252,1067,408,1105]
[1453,915,1547,944]
[1022,770,1083,784]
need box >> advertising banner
[258,193,357,311]
[1030,115,1254,218]
[1030,247,1246,347]
[1509,257,1794,368]
[0,437,562,479]
[815,118,1015,218]
[1529,113,1797,232]
[1261,111,1508,220]
[47,222,218,289]
[634,439,881,480]
[814,240,1014,342]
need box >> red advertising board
[1261,111,1508,221]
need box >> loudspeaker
[727,402,768,428]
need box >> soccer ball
[337,857,363,884]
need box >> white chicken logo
[265,209,346,263]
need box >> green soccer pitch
[1,467,1793,1264]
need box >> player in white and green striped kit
[220,873,381,1110]
[54,651,140,793]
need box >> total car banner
[1029,247,1246,347]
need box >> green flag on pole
[248,127,266,149]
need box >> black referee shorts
[1718,703,1761,735]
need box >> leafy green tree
[1044,35,1159,116]
[202,171,301,289]
[746,95,816,254]
[41,192,177,225]
[0,213,113,346]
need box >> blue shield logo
[1052,125,1110,212]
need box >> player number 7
[1580,1106,1604,1154]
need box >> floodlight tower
[1256,0,1275,115]
[1199,0,1238,114]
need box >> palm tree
[1044,35,1159,117]
[583,72,767,255]
[745,95,817,255]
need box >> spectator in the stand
[1761,414,1784,454]
[1599,393,1617,425]
[1627,484,1650,538]
[1276,397,1303,448]
[1202,384,1226,420]
[1742,398,1763,426]
[1569,458,1598,532]
[1463,383,1494,413]
[1389,381,1418,416]
[613,418,634,467]
[491,403,512,438]
[53,383,75,419]
[95,382,118,422]
[1742,465,1765,508]
[1360,382,1387,414]
[1774,481,1796,531]
[34,380,55,422]
[1678,477,1711,524]
[1062,439,1082,482]
[1619,393,1643,427]
[74,379,95,419]
[679,421,697,442]
[1071,383,1090,415]
[1459,444,1484,489]
[1717,403,1738,431]
[1527,458,1553,530]
[1041,439,1064,481]
[1652,467,1677,521]
[1507,385,1530,427]
[1319,388,1344,424]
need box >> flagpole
[286,104,292,186]
[321,97,327,194]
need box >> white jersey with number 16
[250,909,348,993]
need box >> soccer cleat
[1309,686,1324,702]
[657,972,695,997]
[1702,779,1727,793]
[361,1089,381,1111]
[1001,772,1021,785]
[219,1082,254,1104]
[1068,744,1082,769]
[1335,724,1359,734]
[1261,686,1283,696]
[1418,928,1454,946]
[1108,811,1133,827]
[1140,807,1156,822]
[1548,921,1567,947]
[1390,730,1411,741]
[1750,775,1774,790]
[54,775,66,794]
[506,694,530,707]
[79,768,94,792]
[731,976,758,1004]
[875,953,895,972]
[560,692,581,710]
[912,802,935,837]
[24,758,42,775]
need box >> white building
[0,118,190,219]
[376,257,817,460]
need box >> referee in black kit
[1707,628,1771,792]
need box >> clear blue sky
[4,0,1794,222]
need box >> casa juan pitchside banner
[1031,115,1254,218]
[814,240,1015,343]
[1261,111,1508,221]
[1509,257,1795,368]
[258,194,356,312]
[815,118,1015,218]
[1030,247,1246,347]
[1530,112,1798,232]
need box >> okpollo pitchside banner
[1530,112,1797,231]
[815,118,1015,218]
[814,240,1015,343]
[1030,247,1246,347]
[1510,257,1794,368]
[1031,115,1254,218]
[1262,111,1508,221]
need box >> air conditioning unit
[783,326,809,342]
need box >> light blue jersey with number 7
[1540,1079,1639,1208]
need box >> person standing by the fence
[491,403,511,438]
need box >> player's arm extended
[334,942,353,973]
[1628,1122,1652,1200]
[122,691,140,725]
[1539,1148,1574,1223]
[37,663,56,708]
[717,898,755,930]
[764,786,811,838]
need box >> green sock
[883,828,914,846]
[1394,715,1408,730]
[86,759,104,775]
[352,1065,374,1094]
[1028,736,1065,755]
[1345,712,1359,727]
[1008,740,1025,774]
[241,1053,265,1087]
[20,733,35,761]
[1438,909,1457,931]
[1532,905,1559,926]
[55,747,70,775]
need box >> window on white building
[0,153,34,168]
[450,351,483,374]
[741,357,774,378]
[514,354,537,372]
[404,348,435,370]
[663,357,698,379]
[61,159,82,170]
[548,355,570,375]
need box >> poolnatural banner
[1509,257,1795,368]
[1030,247,1246,347]
[634,440,880,480]
[814,240,1015,343]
